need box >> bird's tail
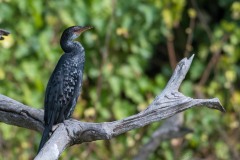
[38,125,51,153]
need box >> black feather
[38,26,90,152]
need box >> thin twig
[167,35,177,70]
[96,0,116,104]
[217,126,240,159]
[198,34,229,86]
[191,0,212,40]
[184,16,196,57]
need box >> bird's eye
[73,27,81,32]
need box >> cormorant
[38,26,92,152]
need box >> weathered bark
[0,55,225,160]
[133,114,192,160]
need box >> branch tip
[205,98,226,113]
[188,54,195,61]
[214,98,226,113]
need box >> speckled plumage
[44,51,84,123]
[38,26,92,152]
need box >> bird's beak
[75,26,93,34]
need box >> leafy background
[0,0,240,159]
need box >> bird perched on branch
[38,26,92,152]
[0,29,10,40]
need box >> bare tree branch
[0,55,225,160]
[0,94,43,132]
[134,114,192,160]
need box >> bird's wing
[44,55,83,126]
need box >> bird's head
[62,26,93,41]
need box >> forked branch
[0,55,225,160]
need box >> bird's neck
[60,39,84,53]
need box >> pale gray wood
[133,114,192,160]
[0,55,225,160]
[0,94,44,132]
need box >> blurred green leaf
[0,0,239,159]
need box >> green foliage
[0,0,239,159]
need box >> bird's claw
[52,123,62,132]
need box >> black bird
[0,29,10,40]
[38,26,92,152]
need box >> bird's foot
[52,123,62,132]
